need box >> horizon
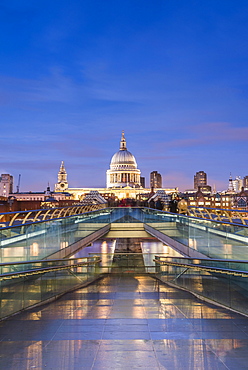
[2,130,235,194]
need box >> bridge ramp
[1,274,248,369]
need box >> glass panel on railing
[141,207,248,260]
[0,257,101,320]
[154,256,248,316]
[0,209,112,263]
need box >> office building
[150,171,162,189]
[140,177,145,188]
[232,176,243,193]
[194,171,207,189]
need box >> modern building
[227,174,235,194]
[0,174,13,198]
[243,176,248,190]
[232,176,243,193]
[150,171,162,189]
[194,171,207,189]
[140,176,145,188]
[225,175,248,194]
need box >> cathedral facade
[55,132,177,201]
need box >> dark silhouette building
[194,171,207,190]
[150,171,162,189]
[140,177,145,188]
[244,176,248,190]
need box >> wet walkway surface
[1,274,248,369]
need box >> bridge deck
[1,274,248,369]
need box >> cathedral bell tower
[55,161,69,191]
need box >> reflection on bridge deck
[1,273,248,369]
[1,205,248,369]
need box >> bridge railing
[154,256,248,317]
[3,252,248,321]
[141,206,248,259]
[0,207,112,263]
[0,256,101,320]
[188,206,248,225]
[0,203,105,227]
[1,205,247,227]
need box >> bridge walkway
[1,274,248,369]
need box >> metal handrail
[188,206,248,225]
[2,206,248,237]
[0,257,102,281]
[154,258,248,278]
[0,256,98,267]
[141,206,248,228]
[189,205,248,213]
[0,205,108,229]
[154,256,248,263]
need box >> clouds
[0,71,80,107]
[193,122,248,142]
[0,1,247,192]
[154,122,248,152]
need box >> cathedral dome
[109,132,137,170]
[110,149,137,170]
[106,131,141,188]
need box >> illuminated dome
[106,132,141,188]
[110,149,137,170]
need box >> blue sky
[0,0,248,192]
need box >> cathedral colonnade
[109,172,140,184]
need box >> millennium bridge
[0,205,248,369]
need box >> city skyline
[1,1,248,192]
